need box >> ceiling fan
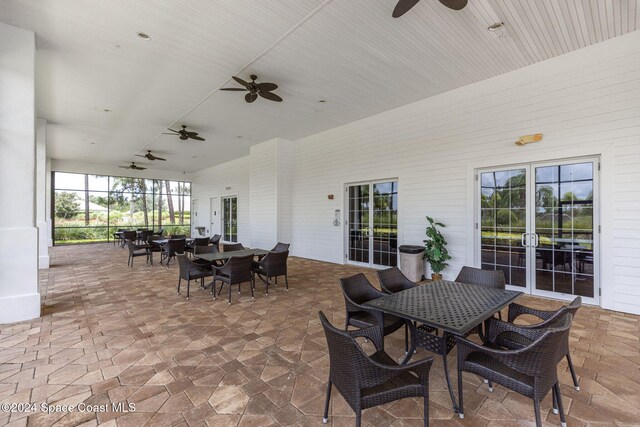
[163,125,205,141]
[119,162,146,170]
[220,75,283,103]
[393,0,467,18]
[136,150,166,161]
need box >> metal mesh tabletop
[365,280,522,336]
[195,248,269,262]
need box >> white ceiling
[1,0,638,173]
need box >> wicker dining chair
[186,237,210,258]
[271,242,290,252]
[319,311,433,427]
[211,254,254,304]
[209,234,221,250]
[126,240,152,267]
[170,234,187,239]
[377,267,437,340]
[456,313,573,427]
[496,296,582,390]
[193,244,223,267]
[252,250,289,294]
[455,266,506,320]
[161,238,185,266]
[339,273,410,352]
[121,230,137,248]
[113,228,125,246]
[176,254,214,299]
[223,242,244,252]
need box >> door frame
[475,156,600,305]
[220,194,238,243]
[343,178,399,268]
[209,196,219,236]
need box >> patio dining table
[195,248,270,263]
[365,280,522,415]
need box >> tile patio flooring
[0,244,638,426]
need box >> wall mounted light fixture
[515,133,543,146]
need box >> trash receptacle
[398,245,425,282]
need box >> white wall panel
[290,30,640,314]
[250,139,278,249]
[191,156,250,244]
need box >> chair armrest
[507,302,555,322]
[456,335,549,377]
[212,259,231,275]
[486,317,548,344]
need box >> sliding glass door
[478,159,599,304]
[346,180,398,267]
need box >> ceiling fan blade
[167,128,180,133]
[257,82,278,92]
[153,156,166,161]
[245,92,258,103]
[258,91,282,102]
[232,76,251,88]
[220,87,248,91]
[439,0,467,10]
[119,166,129,168]
[185,131,199,136]
[393,0,420,17]
[189,135,205,141]
[135,154,145,158]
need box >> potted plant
[423,216,451,280]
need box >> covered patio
[0,244,637,426]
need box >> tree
[55,192,80,219]
[165,180,175,224]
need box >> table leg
[399,321,416,365]
[441,332,460,414]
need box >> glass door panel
[372,182,398,267]
[533,162,595,298]
[347,181,398,267]
[348,184,370,264]
[478,159,598,304]
[479,168,528,287]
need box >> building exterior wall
[192,31,640,314]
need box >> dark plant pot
[431,273,443,281]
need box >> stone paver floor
[0,244,638,426]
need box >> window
[222,196,237,242]
[52,172,191,244]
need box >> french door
[346,180,398,268]
[478,158,599,304]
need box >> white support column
[0,23,41,323]
[36,118,50,268]
[46,157,53,247]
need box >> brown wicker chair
[377,267,437,342]
[455,266,506,320]
[176,254,214,299]
[498,297,582,390]
[209,234,221,250]
[186,237,210,258]
[271,242,290,252]
[377,267,416,294]
[193,244,223,267]
[113,228,125,246]
[456,313,573,426]
[223,242,244,252]
[126,240,152,267]
[211,254,255,304]
[138,229,153,245]
[339,273,411,352]
[161,238,185,266]
[121,230,137,248]
[319,311,433,427]
[252,250,289,294]
[170,234,187,239]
